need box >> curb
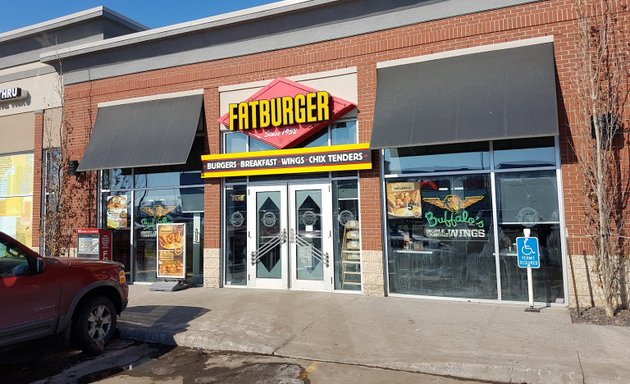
[117,323,583,384]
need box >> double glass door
[247,183,332,291]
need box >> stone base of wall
[203,248,221,288]
[362,250,385,297]
[568,254,630,309]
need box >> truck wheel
[74,296,117,355]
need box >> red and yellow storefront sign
[219,77,356,149]
[201,143,372,178]
[228,91,331,130]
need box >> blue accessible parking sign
[516,237,540,269]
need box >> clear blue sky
[1,0,279,33]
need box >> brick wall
[61,0,630,301]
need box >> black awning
[371,43,558,149]
[77,94,203,171]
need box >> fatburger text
[228,91,330,130]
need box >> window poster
[106,195,128,229]
[386,182,422,218]
[157,223,185,279]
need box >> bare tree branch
[572,0,629,317]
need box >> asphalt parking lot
[2,337,483,384]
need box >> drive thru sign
[516,236,540,269]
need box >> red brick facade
[58,0,629,300]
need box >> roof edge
[101,6,149,32]
[0,6,147,44]
[40,0,334,62]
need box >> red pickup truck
[0,232,128,355]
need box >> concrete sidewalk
[117,285,630,384]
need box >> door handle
[251,229,287,265]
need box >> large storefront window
[384,137,565,303]
[0,153,33,246]
[496,170,563,303]
[102,177,204,283]
[100,138,205,284]
[386,174,496,299]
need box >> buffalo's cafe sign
[421,194,488,238]
[0,87,27,102]
[218,78,356,149]
[202,143,371,178]
[157,223,186,279]
[139,202,176,238]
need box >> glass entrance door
[246,183,332,291]
[247,185,288,289]
[289,183,332,291]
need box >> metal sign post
[517,228,540,312]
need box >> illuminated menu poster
[0,154,34,246]
[156,223,185,279]
[386,182,422,218]
[106,195,128,229]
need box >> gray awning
[77,94,203,171]
[371,43,558,149]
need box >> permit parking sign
[516,237,540,269]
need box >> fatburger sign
[219,78,355,149]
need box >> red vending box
[77,228,113,260]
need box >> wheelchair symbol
[520,239,534,256]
